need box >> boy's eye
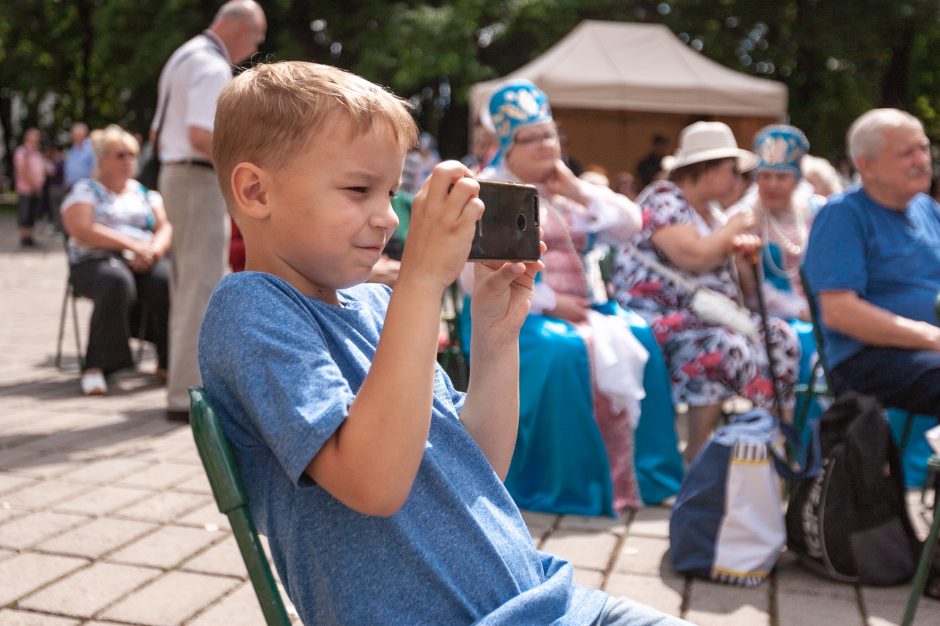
[346,187,369,194]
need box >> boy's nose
[371,200,399,232]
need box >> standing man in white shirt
[153,0,266,421]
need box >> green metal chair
[896,292,940,626]
[797,268,919,452]
[903,455,940,625]
[188,387,291,626]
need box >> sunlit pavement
[1,212,938,625]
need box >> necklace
[761,202,808,278]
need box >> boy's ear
[231,162,270,219]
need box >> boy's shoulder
[208,272,392,320]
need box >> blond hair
[213,61,419,207]
[89,124,138,161]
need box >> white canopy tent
[470,20,788,176]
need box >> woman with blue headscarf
[734,124,821,321]
[461,80,685,515]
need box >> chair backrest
[188,387,291,626]
[799,267,835,392]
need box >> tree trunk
[77,0,94,121]
[880,25,914,109]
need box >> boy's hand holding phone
[401,161,484,293]
[470,243,545,349]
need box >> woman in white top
[61,125,172,396]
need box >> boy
[201,61,684,625]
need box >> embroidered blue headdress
[753,124,810,177]
[486,79,553,165]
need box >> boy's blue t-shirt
[198,273,607,625]
[803,187,940,369]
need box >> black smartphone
[468,180,541,262]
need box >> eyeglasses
[112,150,138,160]
[513,130,559,146]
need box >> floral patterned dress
[612,181,800,409]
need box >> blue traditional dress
[463,165,684,514]
[461,80,684,515]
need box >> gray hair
[800,155,844,196]
[847,108,923,165]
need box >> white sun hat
[664,121,758,173]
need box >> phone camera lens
[516,213,527,231]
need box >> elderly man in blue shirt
[63,122,96,191]
[803,108,940,415]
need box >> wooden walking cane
[749,252,785,419]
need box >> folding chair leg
[134,305,149,364]
[924,462,940,507]
[54,283,70,369]
[903,456,940,626]
[900,411,917,454]
[70,291,84,371]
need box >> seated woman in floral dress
[462,80,685,515]
[612,121,800,463]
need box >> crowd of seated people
[40,94,940,520]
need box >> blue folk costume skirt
[461,297,684,516]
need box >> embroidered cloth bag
[670,409,819,586]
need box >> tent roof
[470,20,788,119]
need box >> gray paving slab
[0,479,92,510]
[50,483,153,515]
[179,534,248,578]
[99,571,239,625]
[540,529,619,571]
[0,510,91,549]
[0,552,88,605]
[105,525,225,569]
[17,562,161,618]
[611,534,672,577]
[605,572,685,617]
[111,489,210,523]
[36,516,159,559]
[627,504,671,539]
[778,591,865,626]
[175,501,231,531]
[187,581,267,626]
[684,578,771,625]
[0,609,80,625]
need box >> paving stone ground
[1,214,939,625]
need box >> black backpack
[786,392,919,585]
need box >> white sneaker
[80,371,108,396]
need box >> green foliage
[2,0,940,171]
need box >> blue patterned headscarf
[754,124,810,177]
[487,79,553,165]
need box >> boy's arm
[305,163,484,517]
[459,258,542,479]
